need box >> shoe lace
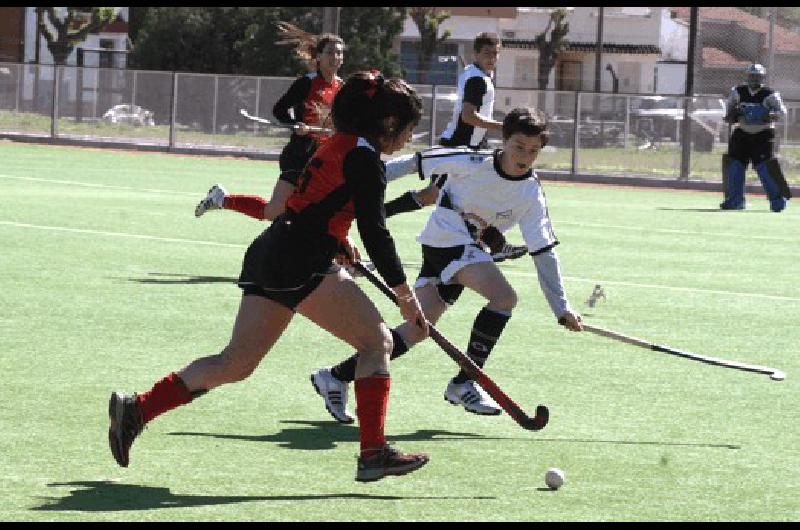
[124,396,145,440]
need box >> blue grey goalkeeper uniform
[721,82,789,212]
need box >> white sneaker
[310,367,354,424]
[195,184,226,217]
[444,379,502,416]
[491,243,528,263]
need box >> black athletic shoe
[356,444,430,482]
[108,391,144,467]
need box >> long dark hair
[275,22,344,65]
[332,71,422,147]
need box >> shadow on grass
[32,481,493,512]
[169,420,491,450]
[123,265,426,286]
[168,419,740,450]
[125,272,237,285]
[655,207,772,213]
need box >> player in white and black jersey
[310,108,583,422]
[384,32,525,262]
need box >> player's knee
[492,287,518,312]
[218,344,264,381]
[353,324,393,357]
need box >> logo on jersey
[495,209,512,221]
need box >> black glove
[479,225,505,254]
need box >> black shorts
[416,244,476,305]
[278,135,317,186]
[237,217,340,310]
[728,128,775,168]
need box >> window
[513,56,537,88]
[400,40,460,84]
[99,39,115,69]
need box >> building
[672,7,800,99]
[0,7,25,63]
[396,7,675,95]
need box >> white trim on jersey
[415,149,558,255]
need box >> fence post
[131,70,137,108]
[430,84,437,148]
[623,95,629,149]
[16,63,22,113]
[212,75,219,136]
[679,7,699,182]
[255,77,261,137]
[51,65,60,138]
[571,92,580,176]
[169,71,178,148]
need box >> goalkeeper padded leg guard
[720,157,746,210]
[756,160,788,212]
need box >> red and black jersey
[284,133,406,288]
[273,71,342,142]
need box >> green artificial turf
[1,141,798,521]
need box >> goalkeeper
[721,63,790,212]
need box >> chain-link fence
[1,55,799,184]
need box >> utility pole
[322,7,341,35]
[679,6,698,182]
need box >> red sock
[136,372,194,424]
[223,195,267,220]
[354,375,391,457]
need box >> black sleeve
[272,76,311,125]
[463,76,487,107]
[343,148,407,288]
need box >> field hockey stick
[581,323,786,381]
[239,109,332,134]
[353,261,549,431]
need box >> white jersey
[440,64,496,148]
[416,149,558,255]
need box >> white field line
[0,174,199,196]
[0,221,246,249]
[4,174,796,243]
[557,221,799,243]
[2,220,799,303]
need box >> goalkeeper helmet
[745,63,766,89]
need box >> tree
[130,7,253,74]
[36,7,120,65]
[409,7,451,83]
[534,8,570,92]
[339,7,407,77]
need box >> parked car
[102,104,155,127]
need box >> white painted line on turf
[558,221,799,243]
[0,174,200,196]
[0,221,247,249]
[3,220,798,303]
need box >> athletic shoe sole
[108,392,128,467]
[356,455,430,482]
[444,395,502,416]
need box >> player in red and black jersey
[194,24,344,222]
[108,71,432,483]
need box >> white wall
[23,7,129,67]
[656,62,687,94]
